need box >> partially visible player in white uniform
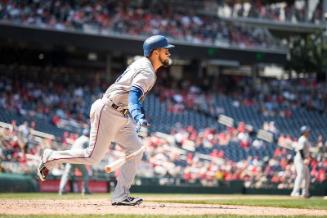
[37,35,174,206]
[58,129,91,195]
[291,126,311,198]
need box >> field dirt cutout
[0,199,327,216]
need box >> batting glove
[136,118,150,133]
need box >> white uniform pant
[292,160,310,196]
[44,99,144,202]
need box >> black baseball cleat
[112,196,143,206]
[37,162,49,181]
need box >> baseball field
[0,193,326,218]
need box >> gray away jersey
[103,57,156,109]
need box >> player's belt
[111,103,129,116]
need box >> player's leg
[111,119,144,205]
[41,99,109,168]
[38,100,127,181]
[291,161,304,196]
[58,163,72,195]
[302,165,310,198]
[77,164,90,194]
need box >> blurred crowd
[1,117,326,189]
[0,0,326,192]
[0,120,50,174]
[155,81,218,116]
[156,74,327,118]
[1,68,327,142]
[222,76,327,117]
[216,0,323,24]
[0,70,106,132]
[140,123,326,188]
[0,66,326,189]
[0,0,282,49]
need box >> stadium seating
[0,0,284,50]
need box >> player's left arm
[128,86,145,123]
[128,86,150,133]
[129,70,154,124]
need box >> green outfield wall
[0,173,326,196]
[0,173,38,192]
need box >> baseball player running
[37,35,174,206]
[291,126,311,198]
[58,129,91,195]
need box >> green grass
[148,196,327,210]
[148,194,327,210]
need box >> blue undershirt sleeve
[128,86,145,123]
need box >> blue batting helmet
[143,35,175,57]
[300,125,311,134]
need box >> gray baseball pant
[43,99,144,202]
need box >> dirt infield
[0,199,327,216]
